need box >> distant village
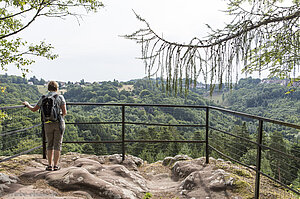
[191,78,299,89]
[26,76,104,88]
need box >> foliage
[143,192,152,199]
[224,77,300,139]
[0,75,299,192]
[0,0,104,75]
[0,84,41,105]
[124,0,300,95]
[28,76,46,85]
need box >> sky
[3,0,237,83]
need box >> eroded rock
[0,173,18,184]
[97,154,143,171]
[41,157,148,199]
[162,154,192,167]
[0,154,282,199]
[175,159,236,197]
[0,173,18,193]
[207,169,234,191]
[171,158,206,180]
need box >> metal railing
[0,105,42,162]
[1,103,299,198]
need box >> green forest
[0,75,299,190]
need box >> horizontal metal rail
[0,145,42,163]
[209,145,300,196]
[210,126,300,162]
[209,145,257,172]
[67,121,205,128]
[67,102,207,109]
[65,102,300,130]
[62,140,205,144]
[125,122,205,128]
[66,122,122,125]
[260,144,300,162]
[124,140,205,143]
[210,126,258,146]
[2,103,300,130]
[63,141,123,144]
[259,169,300,195]
[209,106,300,130]
[0,124,41,136]
[0,105,26,110]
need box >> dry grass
[37,85,47,94]
[118,85,134,92]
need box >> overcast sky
[3,0,236,83]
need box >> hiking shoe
[53,166,60,171]
[46,165,53,171]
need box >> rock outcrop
[0,173,18,192]
[170,157,236,198]
[162,154,192,167]
[0,153,296,199]
[44,158,147,198]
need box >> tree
[93,135,107,155]
[1,0,103,75]
[240,149,273,176]
[130,127,157,162]
[267,131,292,184]
[139,89,151,98]
[29,76,39,84]
[290,142,300,182]
[228,123,252,161]
[190,130,204,158]
[124,0,299,94]
[82,144,94,154]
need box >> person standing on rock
[23,81,67,171]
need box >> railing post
[205,107,209,164]
[255,120,263,199]
[122,105,125,161]
[42,123,46,159]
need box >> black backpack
[41,94,60,122]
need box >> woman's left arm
[22,101,40,112]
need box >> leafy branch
[0,0,104,75]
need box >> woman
[23,81,67,171]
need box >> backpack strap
[52,94,59,107]
[52,94,61,122]
[39,95,46,113]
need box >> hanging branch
[123,1,300,95]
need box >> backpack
[41,94,60,122]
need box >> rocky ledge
[0,153,295,199]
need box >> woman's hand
[22,101,39,112]
[22,101,29,107]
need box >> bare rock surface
[0,153,295,199]
[0,153,147,199]
[162,154,192,167]
[0,153,240,199]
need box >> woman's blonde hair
[48,81,59,91]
